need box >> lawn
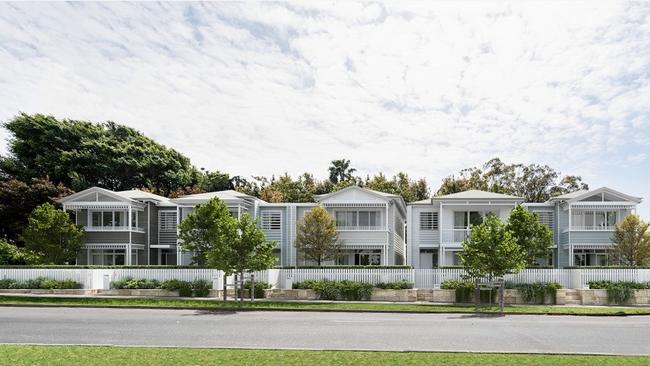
[0,345,648,366]
[0,295,649,315]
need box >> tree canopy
[437,158,588,202]
[0,177,72,243]
[295,206,342,266]
[1,113,201,195]
[611,214,650,266]
[22,203,85,264]
[506,205,554,266]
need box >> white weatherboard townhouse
[59,184,640,268]
[59,186,407,267]
[407,187,642,268]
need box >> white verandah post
[127,204,132,266]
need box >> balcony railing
[85,226,145,233]
[567,225,616,231]
[336,226,385,231]
[441,229,471,243]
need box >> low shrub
[0,277,81,289]
[111,277,160,290]
[440,280,495,304]
[160,279,193,297]
[588,281,649,304]
[192,279,212,297]
[376,280,414,290]
[513,282,561,304]
[238,281,270,299]
[292,280,373,301]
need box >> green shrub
[376,280,414,289]
[192,279,212,297]
[588,281,649,304]
[112,277,162,290]
[0,277,81,289]
[239,281,270,299]
[440,280,495,304]
[160,279,193,297]
[514,282,561,304]
[292,280,373,301]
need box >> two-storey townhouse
[407,187,643,268]
[407,190,523,268]
[58,187,176,265]
[59,186,406,266]
[540,187,642,267]
[258,186,407,266]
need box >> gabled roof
[115,189,171,203]
[58,186,136,204]
[313,185,401,202]
[432,190,522,200]
[410,198,432,205]
[551,187,642,204]
[171,190,262,205]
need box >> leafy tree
[611,214,650,266]
[225,212,277,301]
[328,159,357,184]
[1,113,201,195]
[0,177,72,243]
[22,203,85,264]
[459,214,526,310]
[506,205,553,266]
[0,239,38,265]
[365,172,430,202]
[437,158,588,202]
[294,206,342,266]
[200,170,233,192]
[177,197,237,266]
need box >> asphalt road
[0,307,649,355]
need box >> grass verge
[0,295,649,315]
[0,345,648,366]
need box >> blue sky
[0,2,648,217]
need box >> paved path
[1,307,649,355]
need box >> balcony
[565,225,616,232]
[85,226,145,233]
[441,228,470,243]
[336,226,385,231]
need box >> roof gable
[432,190,522,200]
[58,186,134,204]
[314,186,394,204]
[559,187,642,204]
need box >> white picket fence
[2,268,650,290]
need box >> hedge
[110,277,211,297]
[0,277,82,289]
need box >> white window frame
[419,212,439,230]
[261,210,282,230]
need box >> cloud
[0,1,649,217]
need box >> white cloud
[0,1,649,216]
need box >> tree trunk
[474,278,480,311]
[239,270,244,305]
[499,284,505,313]
[222,274,227,302]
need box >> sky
[0,1,648,217]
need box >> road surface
[0,307,649,355]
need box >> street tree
[22,203,84,264]
[294,206,341,266]
[611,214,650,266]
[459,214,526,311]
[506,205,553,266]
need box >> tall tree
[294,206,341,266]
[226,212,277,301]
[437,158,588,202]
[1,113,201,195]
[506,205,553,266]
[0,177,72,243]
[611,215,650,266]
[22,203,85,264]
[177,197,237,266]
[459,214,526,311]
[328,159,357,184]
